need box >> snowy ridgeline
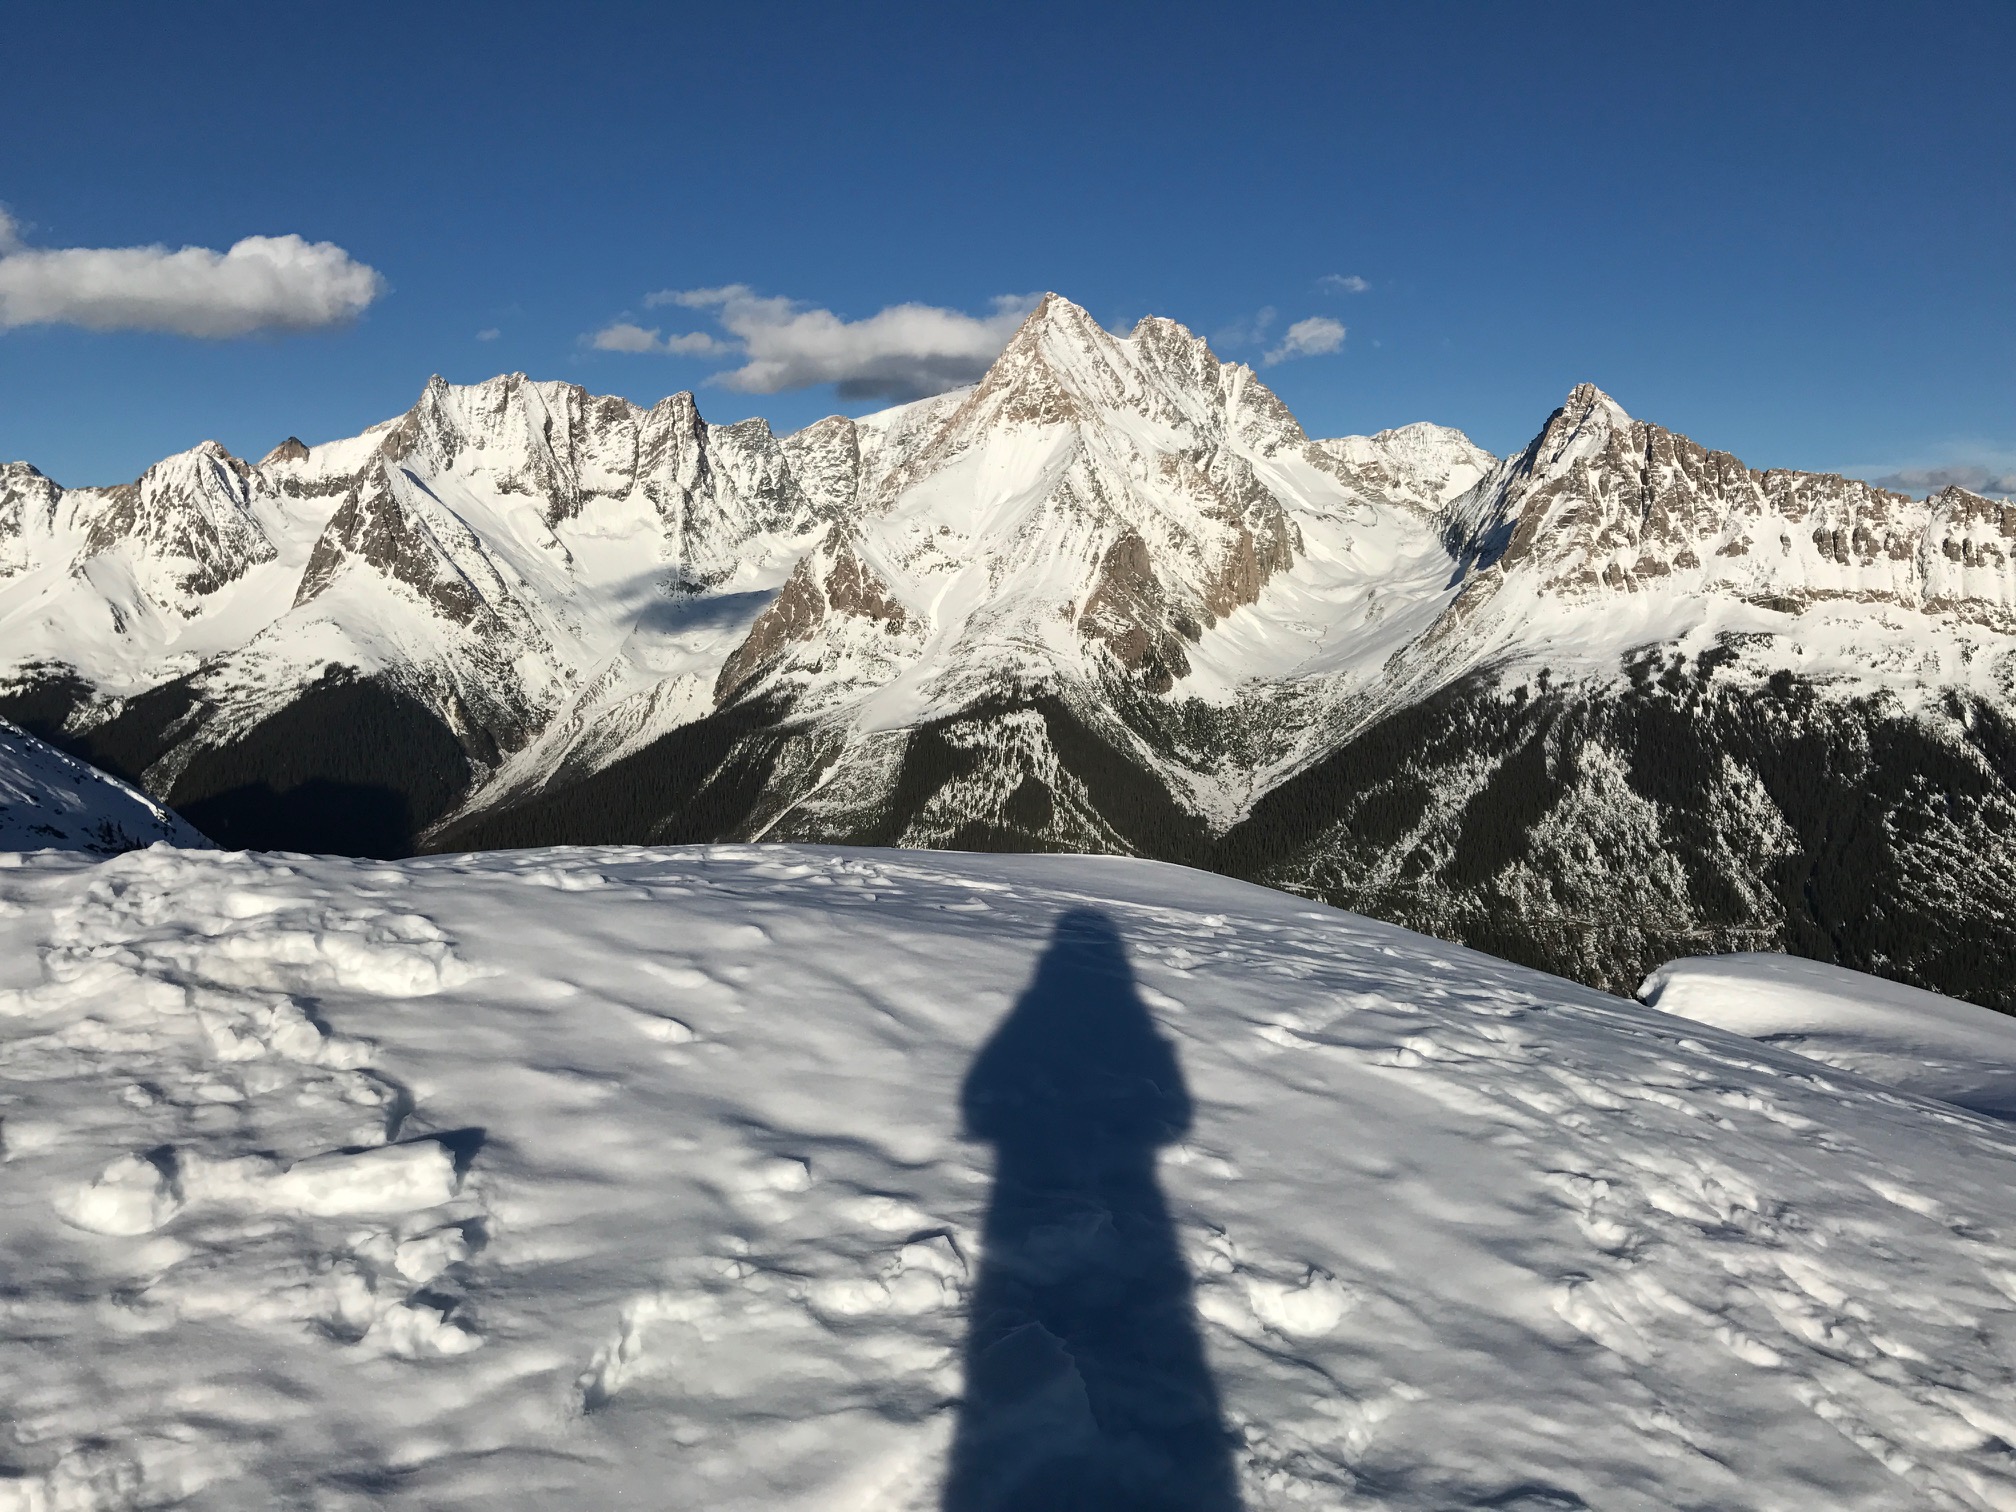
[4,843,2016,1510]
[0,718,211,856]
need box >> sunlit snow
[3,843,2015,1508]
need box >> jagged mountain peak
[952,292,1121,427]
[703,297,1319,720]
[261,436,311,467]
[1560,380,1630,417]
[914,293,1309,470]
[123,437,251,491]
[1526,381,1635,471]
[1434,383,2016,632]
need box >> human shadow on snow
[945,908,1241,1512]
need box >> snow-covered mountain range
[4,294,2012,1006]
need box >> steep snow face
[1445,383,2016,627]
[0,719,210,853]
[5,843,2016,1510]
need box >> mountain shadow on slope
[1215,656,2016,1013]
[946,909,1240,1512]
[165,671,475,857]
[425,698,791,852]
[0,664,474,857]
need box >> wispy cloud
[0,205,384,337]
[1867,462,2016,498]
[587,321,727,355]
[1264,316,1347,365]
[590,286,1038,401]
[1319,274,1370,294]
[475,327,501,342]
[1211,306,1276,350]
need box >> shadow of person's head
[961,908,1191,1159]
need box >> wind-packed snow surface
[0,718,210,855]
[5,843,2016,1510]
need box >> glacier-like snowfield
[3,842,2015,1509]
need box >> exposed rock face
[715,528,911,702]
[261,436,311,466]
[293,465,514,628]
[78,442,279,602]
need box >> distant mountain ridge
[4,294,2013,1007]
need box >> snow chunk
[269,1142,461,1217]
[56,1151,183,1235]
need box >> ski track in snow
[2,843,2015,1509]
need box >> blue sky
[2,1,2010,491]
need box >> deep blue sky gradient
[2,0,2011,487]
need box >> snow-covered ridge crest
[1316,422,1496,516]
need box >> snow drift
[1642,951,2016,1120]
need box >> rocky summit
[4,295,2013,1008]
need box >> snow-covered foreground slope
[0,718,210,855]
[4,845,2016,1510]
[1643,952,2016,1121]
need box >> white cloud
[587,320,730,356]
[590,321,664,353]
[1320,274,1370,294]
[0,213,383,337]
[476,327,501,342]
[607,285,1037,401]
[1264,316,1347,365]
